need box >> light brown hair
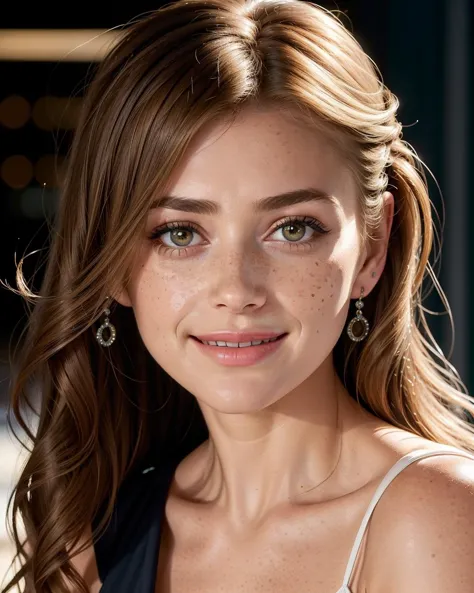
[3,1,474,591]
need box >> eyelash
[148,215,330,257]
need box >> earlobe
[350,191,394,300]
[114,288,133,308]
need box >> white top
[334,445,474,593]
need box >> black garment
[93,456,178,593]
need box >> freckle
[431,553,436,558]
[311,294,315,297]
[330,293,334,298]
[316,286,321,289]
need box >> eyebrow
[150,187,338,215]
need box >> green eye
[280,222,307,242]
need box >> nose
[208,246,267,313]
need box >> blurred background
[0,0,472,585]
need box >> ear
[114,287,133,308]
[351,191,394,299]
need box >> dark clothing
[93,456,177,593]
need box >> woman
[3,1,474,592]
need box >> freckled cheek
[283,261,342,312]
[277,262,350,346]
[133,262,202,315]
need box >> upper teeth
[200,336,281,347]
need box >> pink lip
[192,331,285,342]
[190,333,288,367]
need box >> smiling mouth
[190,334,287,347]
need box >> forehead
[166,106,358,212]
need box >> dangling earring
[346,287,370,342]
[95,298,117,347]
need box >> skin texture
[117,104,394,524]
[72,106,474,593]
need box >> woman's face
[118,106,391,413]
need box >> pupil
[284,223,304,241]
[171,229,191,246]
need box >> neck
[185,360,351,529]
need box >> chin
[195,387,283,414]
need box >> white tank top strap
[339,445,474,592]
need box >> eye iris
[171,229,192,246]
[282,223,305,242]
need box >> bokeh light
[1,155,33,189]
[0,95,31,129]
[18,187,58,219]
[32,96,82,131]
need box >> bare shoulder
[364,444,474,593]
[63,525,103,593]
[71,531,102,592]
[23,525,102,592]
[71,528,102,593]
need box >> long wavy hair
[3,1,474,591]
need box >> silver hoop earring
[346,287,370,342]
[96,299,116,347]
